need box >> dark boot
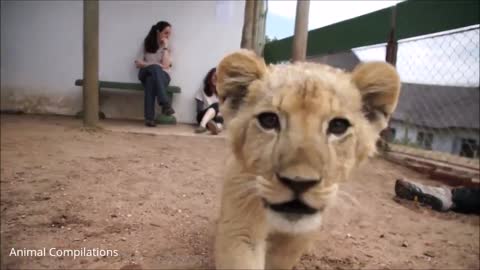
[162,105,175,116]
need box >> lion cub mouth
[267,199,318,215]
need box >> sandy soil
[1,115,479,270]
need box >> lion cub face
[217,50,400,233]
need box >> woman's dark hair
[144,21,171,53]
[203,68,217,97]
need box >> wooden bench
[74,79,181,124]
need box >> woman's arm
[161,48,172,68]
[137,51,170,69]
[134,55,158,69]
[160,37,172,68]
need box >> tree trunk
[292,0,310,62]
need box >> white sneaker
[395,178,453,211]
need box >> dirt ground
[1,114,479,270]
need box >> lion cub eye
[327,118,351,135]
[257,112,280,130]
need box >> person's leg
[195,107,218,134]
[138,67,157,126]
[395,178,453,211]
[196,109,206,126]
[214,115,224,125]
[201,108,216,127]
[211,103,223,132]
[150,66,174,115]
[451,186,480,214]
[196,103,222,134]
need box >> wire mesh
[306,44,387,72]
[389,26,480,166]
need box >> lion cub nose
[277,174,321,194]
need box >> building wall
[431,130,454,153]
[390,120,479,156]
[390,120,418,145]
[450,129,480,156]
[1,1,244,123]
[1,1,83,115]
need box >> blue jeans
[138,65,171,121]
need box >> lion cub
[214,50,400,269]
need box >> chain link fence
[388,26,479,168]
[264,0,479,169]
[306,44,387,73]
[304,26,479,168]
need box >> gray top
[144,45,171,74]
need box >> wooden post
[382,6,398,151]
[386,6,397,66]
[292,0,310,62]
[253,0,267,56]
[83,0,99,127]
[241,0,255,49]
[251,1,258,49]
[241,0,267,55]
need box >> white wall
[431,130,453,153]
[1,1,83,114]
[1,0,244,123]
[390,120,418,145]
[390,120,479,155]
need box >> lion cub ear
[216,49,267,118]
[351,62,401,133]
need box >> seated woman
[134,21,175,127]
[194,68,224,135]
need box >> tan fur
[215,49,401,269]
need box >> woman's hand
[134,59,145,69]
[161,37,169,49]
[160,45,172,69]
[159,64,170,70]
